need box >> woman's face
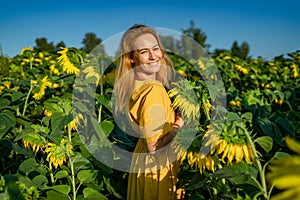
[131,33,163,79]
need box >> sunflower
[50,64,60,75]
[32,76,52,100]
[168,79,201,120]
[197,59,207,71]
[67,113,84,131]
[200,118,255,166]
[291,63,299,78]
[20,47,33,56]
[57,48,79,75]
[186,151,217,174]
[44,109,52,117]
[267,136,300,200]
[23,133,46,154]
[177,69,187,77]
[234,64,249,75]
[103,69,116,85]
[82,66,101,85]
[45,138,73,169]
[22,124,49,154]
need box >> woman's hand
[172,112,184,130]
[147,113,184,154]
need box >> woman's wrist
[172,123,182,130]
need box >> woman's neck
[135,72,157,81]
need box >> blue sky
[0,0,299,60]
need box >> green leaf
[51,185,71,195]
[95,94,112,112]
[19,158,38,175]
[16,115,32,126]
[14,126,35,141]
[48,130,63,145]
[270,151,291,162]
[32,175,48,187]
[73,152,93,173]
[101,120,114,136]
[257,105,271,119]
[46,190,68,200]
[241,112,252,121]
[11,91,26,102]
[83,187,107,199]
[185,172,207,190]
[206,84,219,101]
[91,118,106,141]
[0,98,10,109]
[74,101,89,113]
[103,176,122,198]
[51,113,73,132]
[275,117,295,137]
[226,112,241,123]
[77,169,98,183]
[54,170,69,179]
[212,162,258,188]
[44,102,64,113]
[255,136,273,153]
[0,110,16,139]
[51,112,64,131]
[258,118,274,137]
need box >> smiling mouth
[147,61,159,66]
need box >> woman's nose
[149,50,156,59]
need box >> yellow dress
[126,79,182,200]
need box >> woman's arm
[147,113,184,153]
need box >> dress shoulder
[131,80,167,102]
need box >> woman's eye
[153,47,160,51]
[140,50,148,55]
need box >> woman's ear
[129,51,135,66]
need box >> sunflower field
[0,43,299,200]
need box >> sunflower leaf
[254,136,273,153]
[77,169,98,183]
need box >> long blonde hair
[113,24,174,112]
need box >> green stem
[30,53,33,69]
[97,57,105,122]
[245,130,268,200]
[22,83,33,116]
[69,157,76,200]
[97,72,103,123]
[98,105,102,123]
[67,125,76,200]
[49,162,55,185]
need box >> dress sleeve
[129,83,174,144]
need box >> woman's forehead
[133,33,158,50]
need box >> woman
[114,24,184,200]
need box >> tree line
[32,20,250,59]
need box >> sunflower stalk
[22,82,33,116]
[98,59,104,122]
[244,128,268,200]
[49,162,55,185]
[69,157,76,200]
[67,124,76,200]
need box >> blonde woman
[114,24,184,200]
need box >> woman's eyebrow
[137,44,159,52]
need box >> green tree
[81,32,105,54]
[55,41,66,50]
[212,48,229,57]
[230,40,250,59]
[159,35,180,53]
[34,37,66,52]
[181,20,210,60]
[34,37,55,52]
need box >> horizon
[1,0,299,60]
